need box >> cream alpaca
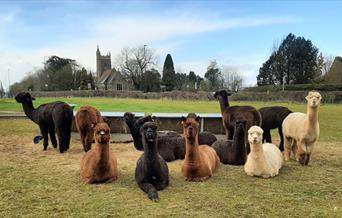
[244,126,283,178]
[282,91,321,165]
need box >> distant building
[96,46,132,90]
[325,56,342,83]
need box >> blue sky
[1,0,342,90]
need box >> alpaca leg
[49,126,57,148]
[278,127,284,151]
[227,128,234,140]
[304,154,311,165]
[245,133,250,154]
[40,125,49,150]
[56,128,65,153]
[155,180,168,191]
[139,182,159,201]
[263,129,272,143]
[284,137,292,161]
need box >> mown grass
[1,97,342,141]
[0,118,341,217]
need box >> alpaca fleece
[15,92,73,153]
[244,126,283,178]
[80,122,118,184]
[75,105,106,152]
[282,91,321,165]
[259,106,292,151]
[135,122,169,202]
[181,116,220,182]
[214,90,261,154]
[212,119,247,165]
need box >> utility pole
[7,68,10,93]
[282,75,285,91]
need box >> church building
[96,46,132,90]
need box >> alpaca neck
[233,132,246,154]
[218,96,229,115]
[185,136,201,164]
[306,105,319,129]
[21,102,38,123]
[144,140,158,160]
[250,143,265,158]
[95,143,110,164]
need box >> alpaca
[244,126,283,178]
[15,92,73,153]
[181,116,220,181]
[259,106,292,151]
[135,122,169,202]
[213,90,261,153]
[75,106,107,152]
[282,91,321,165]
[124,112,217,162]
[80,122,118,184]
[212,119,247,165]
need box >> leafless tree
[221,66,243,92]
[116,46,157,90]
[322,55,334,76]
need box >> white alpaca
[244,126,283,178]
[282,91,321,165]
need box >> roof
[98,69,121,84]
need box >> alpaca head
[235,119,247,136]
[94,122,111,144]
[248,126,263,145]
[305,91,322,108]
[140,122,158,144]
[123,112,135,126]
[102,117,112,127]
[213,89,233,100]
[181,116,200,141]
[15,92,36,104]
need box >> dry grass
[0,119,341,217]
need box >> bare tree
[221,66,243,92]
[116,46,157,90]
[322,55,334,76]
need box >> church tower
[96,45,112,79]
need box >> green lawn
[0,119,341,217]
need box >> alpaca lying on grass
[15,92,73,153]
[135,122,169,202]
[124,112,217,162]
[244,126,283,178]
[213,90,261,153]
[80,122,118,184]
[181,116,220,181]
[282,91,321,165]
[259,106,292,151]
[75,106,106,152]
[212,119,247,165]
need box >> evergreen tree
[141,68,161,92]
[204,60,223,91]
[162,54,176,91]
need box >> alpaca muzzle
[100,131,105,136]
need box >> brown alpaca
[75,106,105,152]
[214,90,261,153]
[80,122,118,184]
[181,116,220,182]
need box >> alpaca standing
[15,92,73,153]
[282,91,321,165]
[213,90,261,153]
[244,126,283,178]
[75,106,106,152]
[212,119,247,165]
[259,106,292,151]
[135,122,169,202]
[80,122,118,183]
[181,116,220,181]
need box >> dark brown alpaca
[213,90,261,153]
[80,122,118,184]
[75,106,107,152]
[181,116,220,182]
[15,92,73,153]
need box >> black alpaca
[212,119,247,165]
[15,92,73,153]
[259,106,292,151]
[135,122,169,202]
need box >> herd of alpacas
[15,90,322,201]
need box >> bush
[245,84,342,92]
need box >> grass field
[0,98,341,217]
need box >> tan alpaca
[244,126,283,178]
[80,123,118,184]
[282,91,321,165]
[181,116,220,182]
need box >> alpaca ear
[305,95,310,101]
[31,96,36,100]
[90,123,96,128]
[181,116,186,124]
[195,116,200,122]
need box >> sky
[1,0,342,91]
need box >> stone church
[96,46,132,90]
